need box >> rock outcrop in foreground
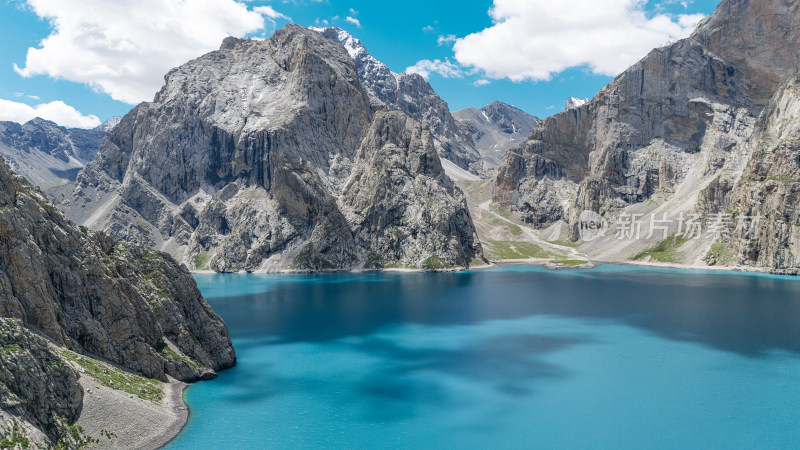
[493,0,800,273]
[0,155,235,442]
[60,25,482,272]
[0,157,235,381]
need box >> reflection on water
[168,265,800,448]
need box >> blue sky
[0,0,722,127]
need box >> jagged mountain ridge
[311,26,483,174]
[492,0,800,272]
[58,25,482,273]
[0,117,120,189]
[452,101,539,171]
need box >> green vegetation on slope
[548,240,580,249]
[632,234,689,263]
[422,255,455,271]
[490,204,514,220]
[706,240,738,266]
[484,241,554,260]
[192,252,211,270]
[155,341,203,370]
[59,350,164,403]
[554,259,588,266]
[485,214,523,236]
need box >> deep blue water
[167,265,800,448]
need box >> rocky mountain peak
[453,101,538,172]
[564,97,589,111]
[311,25,482,173]
[60,23,483,273]
[95,116,122,132]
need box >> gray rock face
[0,118,110,189]
[60,25,482,272]
[0,157,235,381]
[0,318,82,442]
[312,26,482,174]
[453,101,539,171]
[494,0,800,244]
[719,76,800,273]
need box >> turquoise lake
[167,265,800,448]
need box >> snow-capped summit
[564,97,589,111]
[95,116,122,132]
[311,26,481,173]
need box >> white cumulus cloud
[254,5,290,20]
[345,16,361,27]
[405,59,463,80]
[0,98,101,128]
[452,0,705,82]
[437,34,457,46]
[14,0,286,105]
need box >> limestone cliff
[59,25,482,272]
[493,0,800,270]
[719,76,800,273]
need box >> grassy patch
[0,419,30,449]
[363,251,384,269]
[490,204,514,220]
[155,342,202,369]
[484,241,554,260]
[383,263,415,269]
[470,257,486,267]
[632,234,689,263]
[554,259,587,266]
[766,175,797,183]
[422,255,452,270]
[192,251,211,270]
[486,214,522,236]
[463,179,491,193]
[705,241,738,266]
[548,240,580,249]
[1,343,23,355]
[59,350,163,403]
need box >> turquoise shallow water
[167,265,800,448]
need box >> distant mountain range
[0,116,120,188]
[4,0,799,276]
[452,101,539,171]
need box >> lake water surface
[167,265,800,448]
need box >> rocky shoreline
[73,375,188,450]
[189,258,791,276]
